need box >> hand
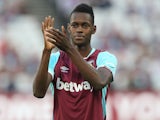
[42,16,56,51]
[46,26,72,52]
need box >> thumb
[41,22,46,34]
[61,25,66,35]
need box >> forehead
[70,12,92,23]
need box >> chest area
[52,51,100,93]
[54,56,97,81]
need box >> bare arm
[67,47,113,90]
[33,16,55,98]
[33,49,52,98]
[46,27,115,90]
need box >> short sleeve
[96,51,118,77]
[48,51,60,77]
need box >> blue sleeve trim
[96,51,118,77]
[48,51,60,78]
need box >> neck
[75,45,92,57]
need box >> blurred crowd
[0,0,43,93]
[0,0,160,93]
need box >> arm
[67,48,114,90]
[46,27,117,90]
[33,49,52,98]
[33,16,55,98]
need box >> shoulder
[98,50,116,58]
[50,51,60,59]
[97,50,118,64]
[96,50,118,75]
[50,50,69,61]
[95,49,116,58]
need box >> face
[68,12,96,47]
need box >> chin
[73,40,83,45]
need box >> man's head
[68,4,96,47]
[70,3,94,25]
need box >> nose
[76,26,83,33]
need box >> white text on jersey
[56,78,93,92]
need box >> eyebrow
[70,21,91,25]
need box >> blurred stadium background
[0,0,160,120]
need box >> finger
[48,38,61,48]
[46,28,65,37]
[45,30,61,42]
[47,37,56,43]
[51,17,54,28]
[42,22,45,33]
[46,28,58,33]
[47,16,50,29]
[48,16,51,28]
[47,37,59,47]
[45,16,49,29]
[44,17,48,29]
[48,28,62,36]
[45,31,56,39]
[61,25,66,35]
[45,17,48,27]
[47,29,62,39]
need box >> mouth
[75,36,83,39]
[74,35,84,40]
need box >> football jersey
[48,48,117,120]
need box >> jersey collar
[83,48,96,59]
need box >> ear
[92,25,96,34]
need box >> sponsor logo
[56,78,93,92]
[60,66,69,73]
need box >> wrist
[43,48,52,53]
[66,46,75,55]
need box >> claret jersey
[48,48,117,120]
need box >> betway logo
[56,78,93,92]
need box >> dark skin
[33,13,113,98]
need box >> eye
[82,23,90,28]
[71,23,78,28]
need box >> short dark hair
[70,3,94,24]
